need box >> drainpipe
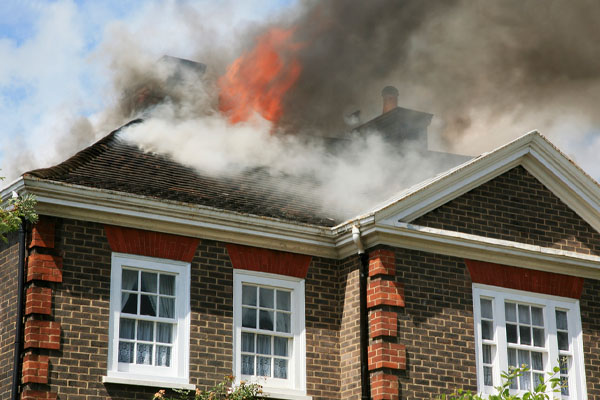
[11,218,26,400]
[352,225,371,400]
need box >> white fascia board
[370,221,600,279]
[23,178,339,258]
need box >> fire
[218,28,302,124]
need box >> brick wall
[0,232,19,398]
[413,166,600,256]
[580,278,600,397]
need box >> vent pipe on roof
[382,85,399,114]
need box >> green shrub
[153,376,261,400]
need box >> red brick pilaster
[369,310,398,338]
[28,217,55,249]
[367,279,404,308]
[26,254,62,283]
[24,320,61,350]
[22,353,49,384]
[369,249,396,277]
[25,287,52,315]
[371,371,399,400]
[21,390,57,400]
[368,342,406,370]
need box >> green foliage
[0,189,37,241]
[439,365,563,400]
[153,376,262,400]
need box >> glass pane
[157,323,172,343]
[260,288,274,308]
[484,366,493,387]
[481,320,493,340]
[242,285,257,306]
[257,356,271,377]
[520,325,531,345]
[242,332,255,352]
[137,320,154,341]
[531,307,544,326]
[274,358,288,379]
[242,355,254,375]
[121,292,137,314]
[137,343,153,365]
[156,346,171,367]
[556,310,568,330]
[159,297,175,318]
[531,352,543,370]
[122,269,138,290]
[259,310,274,331]
[277,291,291,311]
[141,272,157,293]
[534,373,544,386]
[274,337,288,357]
[505,303,517,322]
[276,312,291,333]
[518,350,530,368]
[518,305,530,324]
[506,324,518,343]
[242,308,257,328]
[533,328,544,347]
[140,295,157,316]
[508,348,517,367]
[559,356,569,375]
[558,331,569,350]
[480,299,493,319]
[118,341,134,363]
[482,344,492,364]
[159,275,175,295]
[561,377,569,395]
[119,318,135,339]
[519,369,531,391]
[257,335,271,355]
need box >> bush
[153,376,262,400]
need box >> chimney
[381,85,399,114]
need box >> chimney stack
[381,86,399,114]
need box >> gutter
[11,219,26,400]
[352,225,371,400]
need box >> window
[473,284,586,398]
[233,270,308,399]
[105,253,191,388]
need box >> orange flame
[218,28,302,124]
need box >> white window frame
[473,284,587,399]
[104,252,192,389]
[233,269,308,400]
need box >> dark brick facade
[413,166,600,256]
[0,232,19,399]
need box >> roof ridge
[25,119,143,179]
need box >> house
[1,88,600,400]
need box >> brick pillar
[22,216,59,398]
[367,249,404,400]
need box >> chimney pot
[382,86,399,114]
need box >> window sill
[259,388,312,400]
[102,376,196,390]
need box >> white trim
[233,270,307,397]
[101,376,195,390]
[107,253,191,386]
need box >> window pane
[159,275,175,295]
[482,344,492,364]
[518,305,530,324]
[556,310,568,330]
[483,366,493,387]
[505,303,517,322]
[561,377,569,396]
[259,310,274,331]
[559,356,569,375]
[137,343,153,365]
[481,320,493,340]
[533,328,544,347]
[242,355,254,375]
[122,269,138,290]
[121,293,137,314]
[257,356,271,377]
[137,320,153,341]
[156,346,171,367]
[141,272,157,293]
[277,291,291,311]
[242,285,257,306]
[118,341,134,363]
[518,350,530,368]
[506,324,518,343]
[242,332,255,352]
[519,369,531,391]
[242,307,257,328]
[531,307,544,326]
[274,358,288,379]
[531,352,543,370]
[276,312,291,333]
[159,297,175,318]
[274,337,288,357]
[119,318,135,339]
[257,335,271,355]
[480,298,493,319]
[534,373,544,386]
[520,325,531,345]
[157,323,173,343]
[558,331,569,350]
[140,295,157,316]
[508,348,517,367]
[260,288,274,308]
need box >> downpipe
[11,218,26,400]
